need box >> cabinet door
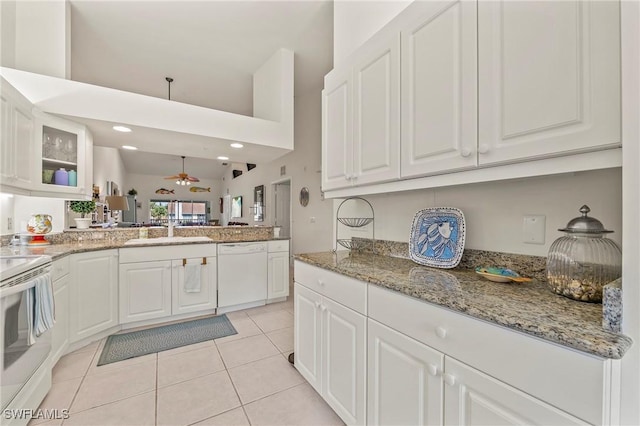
[172,257,217,315]
[400,0,478,178]
[322,67,353,191]
[119,260,172,323]
[478,0,620,165]
[444,358,586,426]
[322,296,367,426]
[294,283,323,392]
[352,32,400,186]
[1,79,34,188]
[69,250,118,342]
[34,113,89,196]
[268,251,290,300]
[51,275,70,365]
[368,319,444,426]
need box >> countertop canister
[546,205,621,302]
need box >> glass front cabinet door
[34,113,93,197]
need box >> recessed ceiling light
[113,125,132,132]
[230,143,243,149]
[122,145,138,150]
[217,156,229,161]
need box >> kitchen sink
[123,236,214,245]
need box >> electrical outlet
[523,215,546,244]
[7,217,12,231]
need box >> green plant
[127,188,137,196]
[69,200,96,218]
[150,203,168,220]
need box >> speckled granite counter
[1,237,290,261]
[294,251,632,359]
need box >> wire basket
[337,239,355,250]
[337,217,374,228]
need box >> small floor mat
[97,315,237,366]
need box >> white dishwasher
[217,242,268,309]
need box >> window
[149,200,210,225]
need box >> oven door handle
[0,278,38,299]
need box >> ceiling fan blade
[187,176,200,182]
[164,175,181,179]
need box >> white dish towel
[184,264,202,293]
[27,274,56,345]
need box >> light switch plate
[523,215,546,244]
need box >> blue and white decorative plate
[409,207,466,269]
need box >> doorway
[272,178,292,265]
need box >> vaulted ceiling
[68,0,333,177]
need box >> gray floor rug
[97,315,237,366]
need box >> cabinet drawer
[268,240,289,253]
[368,284,606,425]
[294,261,366,315]
[52,256,70,281]
[120,244,216,263]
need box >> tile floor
[31,296,344,426]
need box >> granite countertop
[1,237,290,260]
[294,251,632,359]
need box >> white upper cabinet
[322,31,401,191]
[33,113,92,198]
[322,67,353,191]
[477,0,621,165]
[352,33,400,186]
[1,78,34,190]
[400,0,478,178]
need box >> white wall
[333,0,411,67]
[93,146,127,197]
[13,195,66,233]
[0,194,15,235]
[125,173,223,224]
[362,168,621,256]
[3,0,70,78]
[222,87,334,255]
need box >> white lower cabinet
[50,265,70,365]
[443,358,585,426]
[119,260,172,323]
[69,250,118,343]
[367,319,444,426]
[118,245,217,324]
[294,283,367,426]
[295,261,616,426]
[172,257,217,315]
[268,251,289,300]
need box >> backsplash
[351,237,548,282]
[1,226,275,246]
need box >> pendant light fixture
[164,156,200,186]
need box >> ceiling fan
[165,156,200,185]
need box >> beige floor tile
[224,310,249,320]
[157,371,240,426]
[51,350,94,383]
[157,339,216,359]
[158,345,226,388]
[27,420,61,426]
[192,407,250,426]
[32,378,82,425]
[265,327,294,353]
[228,354,304,404]
[69,339,103,355]
[217,334,279,369]
[87,352,156,376]
[214,317,262,344]
[244,383,344,426]
[71,360,156,412]
[64,391,155,425]
[249,310,294,333]
[242,303,287,317]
